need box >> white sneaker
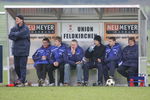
[48,83,55,86]
[59,83,63,86]
[109,76,114,79]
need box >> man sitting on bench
[48,36,67,86]
[117,37,138,85]
[103,37,122,83]
[32,37,51,86]
[83,35,106,86]
[64,39,84,86]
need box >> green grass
[0,70,8,86]
[3,70,8,84]
[0,87,150,100]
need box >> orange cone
[6,84,15,87]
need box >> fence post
[0,45,3,83]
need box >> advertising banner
[62,23,100,41]
[27,23,58,40]
[104,22,138,46]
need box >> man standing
[48,36,66,86]
[64,40,84,86]
[103,37,122,82]
[117,37,138,84]
[83,35,106,86]
[9,15,30,86]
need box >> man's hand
[83,57,89,62]
[53,62,59,67]
[97,58,101,62]
[75,61,82,64]
[42,56,46,60]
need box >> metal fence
[0,12,8,67]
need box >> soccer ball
[106,79,115,86]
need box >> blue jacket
[105,43,122,64]
[121,44,138,67]
[66,46,84,65]
[32,46,51,67]
[9,24,30,56]
[49,44,67,64]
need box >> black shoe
[16,83,25,87]
[82,82,88,86]
[98,82,103,86]
[93,83,97,86]
[38,80,42,87]
[14,79,21,86]
[64,83,69,86]
[93,82,103,86]
[38,79,44,87]
[77,82,82,86]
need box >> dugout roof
[4,5,144,20]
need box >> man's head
[54,36,62,46]
[128,37,136,46]
[16,15,24,25]
[71,39,78,50]
[94,35,101,46]
[42,37,50,48]
[108,37,116,47]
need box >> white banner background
[62,23,100,41]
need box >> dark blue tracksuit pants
[83,62,103,83]
[117,66,138,82]
[36,64,49,80]
[47,63,64,84]
[103,61,117,81]
[14,56,28,83]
